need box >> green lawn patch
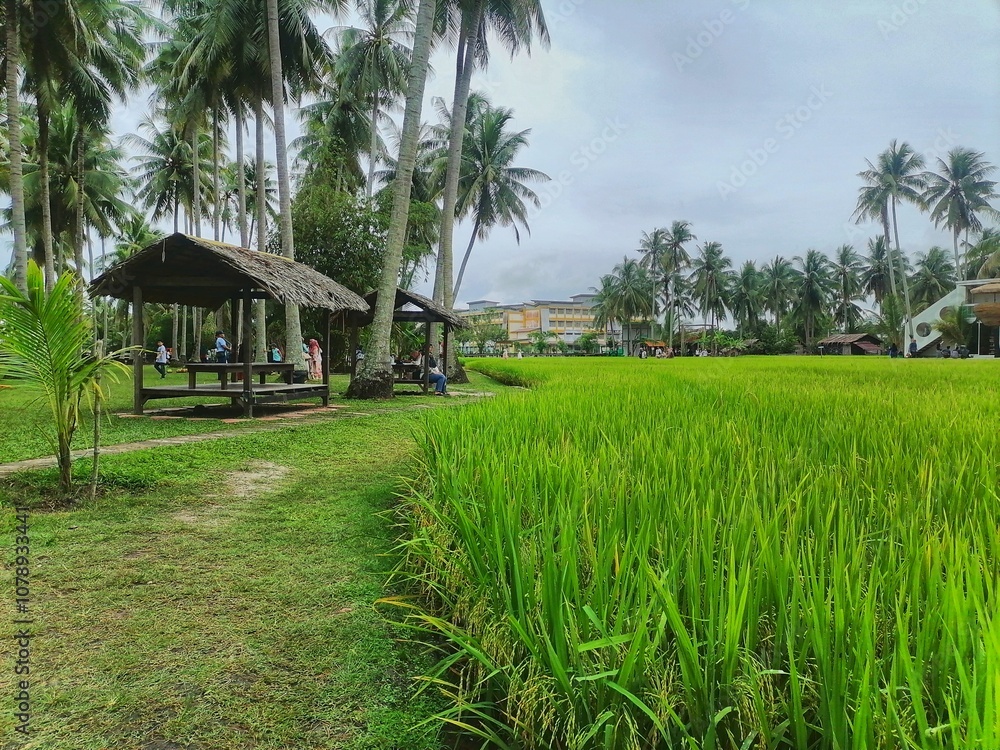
[0,381,503,749]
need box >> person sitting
[950,346,960,359]
[426,350,448,396]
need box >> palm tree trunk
[254,96,269,362]
[74,120,87,284]
[434,1,485,313]
[347,0,438,398]
[213,107,221,239]
[5,0,28,293]
[367,93,379,198]
[180,305,188,362]
[452,215,482,303]
[890,197,916,340]
[882,214,899,300]
[36,95,57,292]
[432,2,484,383]
[953,226,962,281]
[192,125,201,237]
[265,0,304,368]
[171,304,179,362]
[236,104,249,248]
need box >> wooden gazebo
[89,233,369,416]
[340,288,468,394]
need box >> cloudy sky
[3,0,999,311]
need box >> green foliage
[933,305,976,347]
[0,261,128,492]
[402,357,1000,749]
[575,331,600,354]
[292,183,385,294]
[527,329,558,355]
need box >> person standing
[215,330,231,363]
[154,341,168,378]
[308,338,323,380]
[908,337,918,358]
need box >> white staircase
[904,280,988,356]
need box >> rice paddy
[398,357,1000,749]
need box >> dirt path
[0,395,484,477]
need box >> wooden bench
[185,362,296,390]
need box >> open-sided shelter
[89,233,369,416]
[817,333,882,355]
[340,288,468,394]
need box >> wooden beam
[322,314,331,406]
[422,323,430,395]
[132,285,144,415]
[241,287,253,417]
[141,276,248,288]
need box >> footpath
[0,394,490,477]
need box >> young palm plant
[0,261,128,494]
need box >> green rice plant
[396,357,1000,749]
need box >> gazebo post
[442,323,451,377]
[241,287,253,417]
[132,285,144,415]
[422,319,431,395]
[348,324,359,380]
[322,313,331,406]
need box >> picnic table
[185,362,296,390]
[392,362,424,381]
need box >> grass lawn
[0,373,505,749]
[0,367,502,465]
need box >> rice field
[397,357,1000,749]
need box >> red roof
[856,342,881,353]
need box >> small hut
[817,333,882,355]
[341,288,468,394]
[971,282,1000,325]
[89,233,369,416]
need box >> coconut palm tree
[604,256,655,353]
[126,116,209,232]
[347,0,438,399]
[922,147,1000,278]
[19,0,150,290]
[433,0,548,321]
[761,255,796,331]
[729,260,764,335]
[6,103,133,275]
[854,140,924,338]
[0,260,128,493]
[661,220,695,350]
[909,246,956,311]
[450,102,548,301]
[861,236,892,312]
[831,244,864,332]
[690,241,732,335]
[331,0,413,197]
[636,227,669,313]
[4,0,28,292]
[792,249,835,348]
[964,228,1000,279]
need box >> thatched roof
[818,333,881,345]
[343,288,469,328]
[89,233,369,312]
[971,282,1000,296]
